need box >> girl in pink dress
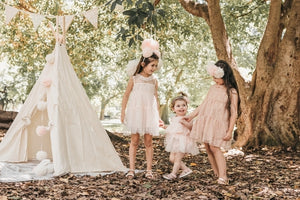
[184,60,239,185]
[121,39,162,179]
[161,93,199,180]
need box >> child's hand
[223,132,232,141]
[159,119,166,129]
[180,119,192,130]
[182,116,191,122]
[121,112,125,123]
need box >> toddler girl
[184,60,239,185]
[161,92,199,180]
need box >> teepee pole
[56,16,59,43]
[62,16,66,44]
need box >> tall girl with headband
[121,39,162,179]
[161,92,199,180]
[184,60,239,185]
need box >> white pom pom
[37,101,47,111]
[36,126,50,136]
[42,79,52,87]
[46,53,55,64]
[126,59,140,76]
[22,117,31,126]
[33,159,53,176]
[36,150,48,161]
[142,47,153,58]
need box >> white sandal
[163,173,176,180]
[217,177,229,185]
[125,170,135,179]
[179,168,193,178]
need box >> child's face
[142,60,159,76]
[213,77,224,85]
[172,100,187,116]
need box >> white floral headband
[206,61,224,78]
[141,38,161,58]
[126,38,162,76]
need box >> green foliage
[0,0,268,115]
[221,0,269,70]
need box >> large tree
[178,0,300,149]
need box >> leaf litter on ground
[0,129,299,199]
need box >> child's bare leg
[210,146,227,180]
[204,143,219,177]
[129,134,140,170]
[144,134,153,171]
[171,152,185,175]
[169,152,175,164]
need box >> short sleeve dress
[165,116,199,155]
[190,84,238,150]
[123,74,160,136]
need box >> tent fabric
[0,43,126,177]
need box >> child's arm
[154,79,164,126]
[180,119,193,130]
[121,77,134,123]
[184,106,200,122]
[223,89,239,141]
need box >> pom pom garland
[22,117,31,126]
[42,79,52,87]
[36,126,50,136]
[36,150,48,161]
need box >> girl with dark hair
[184,60,240,185]
[121,39,163,179]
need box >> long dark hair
[215,60,240,119]
[134,53,159,75]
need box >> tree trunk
[235,0,300,149]
[179,0,300,149]
[0,110,18,129]
[99,101,107,120]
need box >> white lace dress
[123,74,160,136]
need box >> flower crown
[206,61,224,78]
[126,38,162,76]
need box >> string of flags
[1,2,100,31]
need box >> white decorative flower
[206,61,224,78]
[142,47,154,58]
[126,59,140,76]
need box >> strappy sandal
[125,170,135,179]
[179,168,193,178]
[145,170,154,179]
[163,173,177,180]
[217,177,229,185]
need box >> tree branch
[178,0,209,23]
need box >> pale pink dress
[190,84,238,150]
[165,116,199,155]
[124,74,160,136]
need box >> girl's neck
[139,72,151,77]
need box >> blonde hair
[170,92,189,112]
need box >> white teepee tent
[0,19,125,177]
